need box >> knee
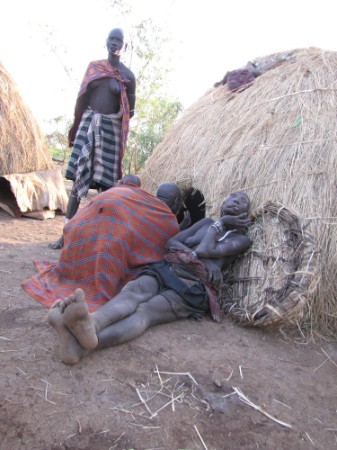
[97,312,150,348]
[121,278,152,301]
[132,312,150,334]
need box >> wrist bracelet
[191,250,197,258]
[210,220,223,233]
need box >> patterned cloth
[22,185,180,311]
[65,109,122,199]
[164,249,224,322]
[67,59,131,182]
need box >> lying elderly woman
[47,191,252,364]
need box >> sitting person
[46,191,252,364]
[23,182,182,311]
[50,172,141,251]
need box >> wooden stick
[194,425,208,450]
[321,348,337,369]
[150,393,184,418]
[157,370,198,385]
[135,388,153,417]
[233,387,292,429]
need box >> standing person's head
[118,174,141,187]
[156,182,182,215]
[106,28,125,56]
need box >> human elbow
[166,238,174,249]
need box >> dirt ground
[1,204,337,450]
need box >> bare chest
[90,77,121,95]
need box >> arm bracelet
[210,220,223,233]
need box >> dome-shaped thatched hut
[141,47,337,335]
[0,61,53,175]
[0,62,67,217]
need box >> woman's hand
[207,263,223,286]
[219,213,251,228]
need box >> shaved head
[156,182,182,215]
[118,174,141,187]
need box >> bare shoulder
[190,217,213,231]
[120,63,136,82]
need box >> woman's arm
[166,218,213,252]
[195,229,251,259]
[126,70,136,118]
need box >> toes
[47,307,61,326]
[74,288,85,302]
[51,299,63,309]
[63,296,74,308]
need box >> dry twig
[194,425,208,450]
[233,387,292,429]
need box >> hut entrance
[177,187,206,225]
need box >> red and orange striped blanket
[22,185,179,311]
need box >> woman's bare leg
[97,294,178,348]
[48,185,80,249]
[60,276,160,349]
[47,299,88,364]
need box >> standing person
[45,191,252,365]
[49,28,136,249]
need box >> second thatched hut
[141,47,337,335]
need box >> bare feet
[48,235,64,250]
[47,300,86,365]
[61,289,98,350]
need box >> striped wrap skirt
[65,108,122,199]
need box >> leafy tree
[46,115,72,163]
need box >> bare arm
[166,218,213,252]
[126,71,136,118]
[195,227,251,259]
[68,90,91,146]
[179,211,191,231]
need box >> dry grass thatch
[141,47,337,335]
[0,61,53,176]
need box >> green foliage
[124,97,183,172]
[46,115,72,163]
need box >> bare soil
[1,206,337,450]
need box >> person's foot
[47,300,87,365]
[48,235,64,250]
[61,289,98,350]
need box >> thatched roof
[0,61,53,176]
[141,47,337,335]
